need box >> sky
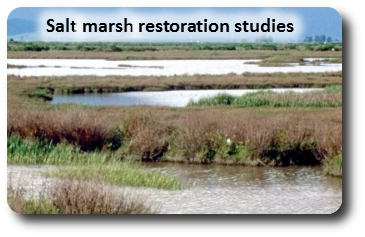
[7,7,342,42]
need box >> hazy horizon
[7,7,342,43]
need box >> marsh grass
[7,42,342,62]
[25,88,53,101]
[324,85,342,93]
[7,73,342,99]
[8,105,342,168]
[189,89,342,108]
[45,163,183,190]
[7,109,123,152]
[8,180,157,214]
[7,42,341,53]
[7,135,110,165]
[7,135,183,190]
[323,153,342,177]
[172,109,342,166]
[7,183,59,214]
[50,180,157,214]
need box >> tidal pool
[7,59,342,77]
[51,88,322,107]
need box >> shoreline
[7,164,342,214]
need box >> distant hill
[7,18,37,37]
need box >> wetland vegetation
[7,42,342,214]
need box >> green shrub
[107,127,124,151]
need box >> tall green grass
[7,135,183,190]
[324,85,342,93]
[45,163,183,190]
[189,88,342,108]
[7,135,109,165]
[323,153,342,177]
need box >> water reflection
[51,88,322,107]
[133,163,342,214]
[7,59,342,77]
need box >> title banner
[40,8,303,42]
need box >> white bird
[226,138,232,145]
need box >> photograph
[7,7,342,214]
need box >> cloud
[38,8,303,42]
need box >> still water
[134,163,342,214]
[7,59,342,77]
[51,88,322,107]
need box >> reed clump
[8,180,157,214]
[189,89,342,108]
